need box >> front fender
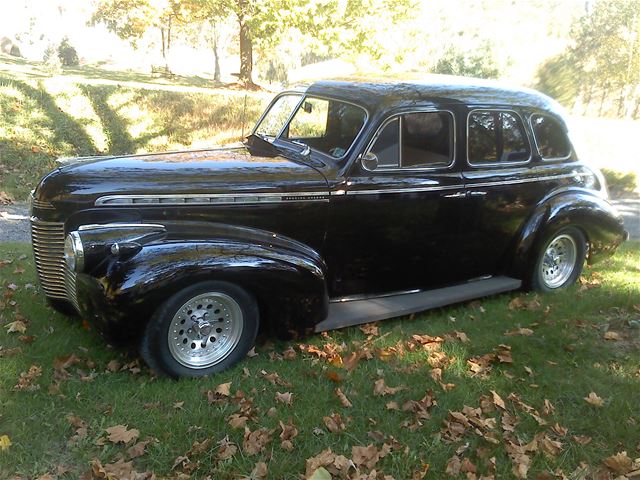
[510,190,625,279]
[73,222,329,340]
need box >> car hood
[34,146,330,209]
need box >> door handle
[469,191,487,196]
[443,191,466,198]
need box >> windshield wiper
[290,140,311,157]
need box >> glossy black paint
[30,78,627,343]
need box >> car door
[325,108,468,297]
[460,107,547,278]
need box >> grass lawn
[0,54,271,202]
[0,241,638,479]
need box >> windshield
[253,93,367,159]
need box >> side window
[468,110,530,165]
[402,112,453,168]
[366,111,454,170]
[531,114,571,160]
[370,117,400,168]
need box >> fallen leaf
[5,320,26,333]
[430,368,443,382]
[105,425,140,444]
[352,444,384,470]
[228,414,249,429]
[323,413,347,433]
[359,323,379,336]
[127,439,151,459]
[0,435,11,451]
[603,451,633,474]
[491,390,506,410]
[603,331,620,341]
[584,392,604,407]
[335,388,352,407]
[215,382,232,396]
[216,435,237,460]
[275,391,293,406]
[504,327,534,336]
[251,461,268,478]
[243,427,273,455]
[445,455,462,476]
[373,378,407,396]
[308,467,332,480]
[542,399,555,416]
[13,365,42,391]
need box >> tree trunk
[238,19,254,87]
[161,27,167,67]
[212,23,221,82]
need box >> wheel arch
[508,190,625,280]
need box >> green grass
[0,54,271,202]
[0,242,638,479]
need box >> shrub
[57,37,79,66]
[601,168,638,198]
[43,45,62,75]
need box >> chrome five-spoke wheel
[141,281,259,378]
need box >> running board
[314,276,521,332]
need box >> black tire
[140,280,259,378]
[530,226,587,292]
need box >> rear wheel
[531,227,586,292]
[141,281,259,378]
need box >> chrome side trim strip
[330,288,422,304]
[78,222,166,231]
[95,192,330,207]
[342,172,583,195]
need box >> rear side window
[366,111,454,170]
[468,110,530,165]
[530,114,571,160]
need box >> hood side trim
[95,192,330,207]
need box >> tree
[433,43,501,79]
[57,37,79,66]
[91,0,186,71]
[549,0,640,117]
[186,0,414,87]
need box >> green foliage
[433,43,501,79]
[539,0,640,116]
[42,45,62,76]
[601,168,638,198]
[57,37,79,66]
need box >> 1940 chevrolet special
[30,77,627,377]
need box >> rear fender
[509,191,625,279]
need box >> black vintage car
[30,77,626,377]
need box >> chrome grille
[30,219,79,309]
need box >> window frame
[252,91,370,162]
[361,109,457,173]
[466,108,532,168]
[528,113,573,162]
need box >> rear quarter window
[530,114,572,160]
[468,110,530,165]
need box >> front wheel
[141,281,259,378]
[530,226,587,292]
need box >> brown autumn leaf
[342,351,361,371]
[490,390,506,410]
[215,381,232,396]
[511,453,531,479]
[335,388,352,407]
[0,191,13,205]
[542,399,555,416]
[603,451,634,474]
[386,401,400,411]
[445,455,462,476]
[373,378,407,396]
[216,435,237,460]
[228,413,249,429]
[359,323,379,336]
[251,461,268,479]
[430,367,442,382]
[603,331,620,341]
[323,413,347,433]
[127,439,152,459]
[275,391,293,406]
[279,420,298,452]
[105,425,140,444]
[5,320,27,334]
[13,365,42,391]
[352,444,385,470]
[504,327,534,336]
[584,392,604,407]
[243,427,273,455]
[572,435,592,445]
[305,448,336,478]
[540,435,563,457]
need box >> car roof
[303,75,566,117]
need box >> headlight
[64,232,84,272]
